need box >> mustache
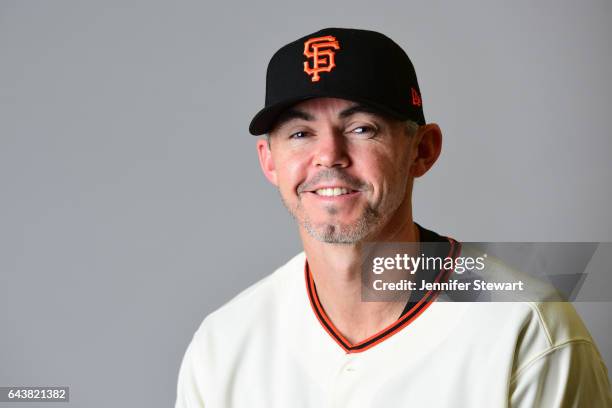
[297,168,368,193]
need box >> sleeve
[175,332,207,408]
[509,340,612,408]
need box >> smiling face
[257,97,437,244]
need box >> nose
[313,129,350,168]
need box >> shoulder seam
[525,302,553,347]
[509,338,595,385]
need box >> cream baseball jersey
[175,228,611,407]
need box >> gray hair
[404,119,420,137]
[265,133,272,149]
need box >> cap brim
[248,93,411,136]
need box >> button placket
[328,354,363,408]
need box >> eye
[289,131,308,139]
[349,125,377,138]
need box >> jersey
[175,226,611,407]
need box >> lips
[314,187,356,196]
[298,169,366,198]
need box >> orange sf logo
[303,35,340,82]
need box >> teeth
[315,187,350,196]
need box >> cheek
[275,153,309,194]
[355,150,396,184]
[356,147,411,193]
[384,142,413,175]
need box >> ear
[256,138,278,186]
[410,123,442,178]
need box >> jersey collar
[304,224,461,353]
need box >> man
[176,28,611,407]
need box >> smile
[314,187,357,197]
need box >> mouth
[302,186,362,203]
[313,187,358,197]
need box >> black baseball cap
[248,27,426,136]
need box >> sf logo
[303,35,340,82]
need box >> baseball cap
[248,27,426,136]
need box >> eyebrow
[272,103,387,132]
[272,109,315,131]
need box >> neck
[300,201,419,344]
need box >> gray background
[1,1,610,406]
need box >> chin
[302,214,380,244]
[306,225,363,244]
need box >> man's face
[258,97,419,244]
